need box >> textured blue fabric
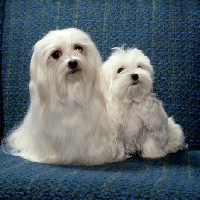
[1,0,200,149]
[0,148,200,199]
[0,1,200,199]
[0,0,5,140]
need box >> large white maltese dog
[6,28,125,165]
[102,47,187,159]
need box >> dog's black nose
[131,74,139,81]
[68,59,78,69]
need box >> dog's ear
[30,50,48,84]
[30,51,38,81]
[101,61,113,93]
[29,49,50,104]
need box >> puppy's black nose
[131,74,139,81]
[68,59,78,69]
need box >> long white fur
[102,47,187,159]
[6,28,125,165]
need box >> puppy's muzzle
[68,59,80,74]
[131,74,139,85]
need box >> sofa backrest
[0,0,199,149]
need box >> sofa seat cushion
[1,149,199,199]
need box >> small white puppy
[6,28,125,165]
[102,47,187,159]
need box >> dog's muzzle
[68,59,80,74]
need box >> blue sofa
[1,0,199,199]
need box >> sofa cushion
[0,149,200,199]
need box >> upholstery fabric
[1,148,200,199]
[0,0,5,140]
[0,0,200,199]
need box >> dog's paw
[141,136,167,159]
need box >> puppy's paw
[141,136,167,159]
[164,141,188,153]
[165,117,188,153]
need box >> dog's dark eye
[117,68,125,74]
[137,65,143,69]
[74,45,83,53]
[51,50,62,59]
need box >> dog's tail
[164,117,188,153]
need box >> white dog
[6,28,125,165]
[102,47,187,159]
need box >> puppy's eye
[74,45,83,53]
[117,68,125,74]
[51,50,62,59]
[137,65,143,69]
